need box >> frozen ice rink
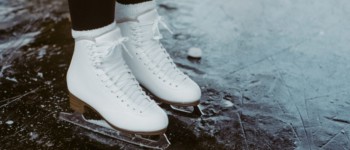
[1,0,350,149]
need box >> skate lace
[89,38,154,113]
[132,16,187,87]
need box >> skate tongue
[95,27,123,43]
[137,9,158,24]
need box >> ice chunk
[188,47,202,58]
[0,65,11,78]
[221,100,234,108]
[5,77,18,83]
[29,132,39,140]
[6,120,14,125]
[37,72,43,78]
[37,46,47,59]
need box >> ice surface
[1,0,350,149]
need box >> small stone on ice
[6,120,14,125]
[221,100,234,107]
[188,47,202,58]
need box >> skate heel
[69,93,85,114]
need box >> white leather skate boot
[117,10,201,106]
[66,23,168,135]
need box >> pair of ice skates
[59,9,202,149]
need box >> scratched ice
[1,0,350,149]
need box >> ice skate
[116,5,203,116]
[59,23,170,149]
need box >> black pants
[68,0,151,31]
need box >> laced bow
[152,16,174,40]
[94,37,129,58]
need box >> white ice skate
[117,9,203,117]
[59,24,170,149]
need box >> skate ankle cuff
[115,1,156,22]
[71,22,117,40]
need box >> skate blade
[59,112,171,150]
[160,103,203,118]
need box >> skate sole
[139,85,200,107]
[139,85,203,117]
[156,96,200,107]
[69,92,167,136]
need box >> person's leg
[68,0,115,31]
